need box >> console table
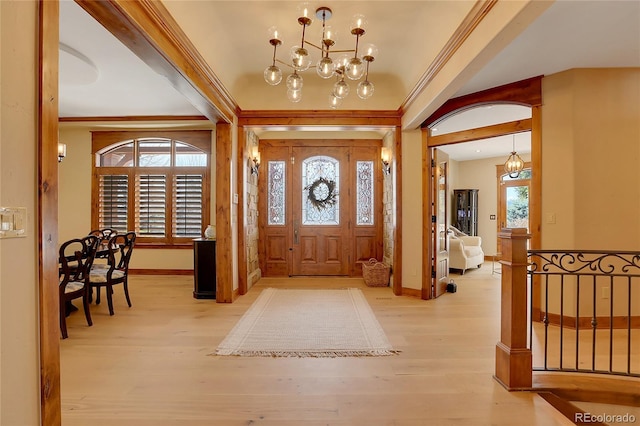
[193,238,216,299]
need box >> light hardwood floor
[61,265,574,425]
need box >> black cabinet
[453,189,479,236]
[193,238,216,299]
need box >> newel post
[494,228,532,390]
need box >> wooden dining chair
[89,232,136,315]
[88,228,118,258]
[59,235,99,339]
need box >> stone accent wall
[246,131,261,286]
[382,131,395,270]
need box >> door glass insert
[356,161,374,225]
[302,155,339,225]
[505,185,529,230]
[267,161,286,225]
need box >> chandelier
[263,3,378,109]
[504,135,524,178]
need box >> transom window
[92,131,212,247]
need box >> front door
[259,140,382,277]
[292,147,349,275]
[497,166,531,249]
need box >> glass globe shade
[286,72,303,90]
[329,93,343,109]
[333,79,350,99]
[316,57,335,79]
[350,14,367,34]
[267,26,281,43]
[264,65,282,86]
[296,2,314,25]
[357,80,374,99]
[287,88,302,103]
[290,46,311,71]
[361,43,379,61]
[346,57,365,80]
[334,53,350,73]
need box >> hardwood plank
[59,266,632,425]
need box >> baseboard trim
[536,311,640,329]
[401,287,422,298]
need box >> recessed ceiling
[58,0,640,159]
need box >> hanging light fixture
[504,135,524,178]
[263,3,378,108]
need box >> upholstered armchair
[448,227,484,274]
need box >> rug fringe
[212,349,401,358]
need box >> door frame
[421,76,543,300]
[257,139,384,277]
[496,162,532,249]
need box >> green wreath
[305,177,338,210]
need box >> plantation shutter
[98,174,129,232]
[136,174,167,237]
[173,174,204,237]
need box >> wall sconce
[58,143,67,162]
[381,147,391,175]
[250,147,261,175]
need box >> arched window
[92,131,212,247]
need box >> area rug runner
[215,288,398,357]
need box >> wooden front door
[292,147,349,275]
[259,140,382,277]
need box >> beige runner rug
[215,288,398,357]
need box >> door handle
[294,220,299,244]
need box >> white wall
[0,1,41,423]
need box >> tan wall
[452,153,531,256]
[58,124,216,271]
[542,68,640,250]
[0,1,41,424]
[541,68,640,317]
[401,129,423,290]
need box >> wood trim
[237,127,248,295]
[259,139,382,148]
[401,0,498,114]
[215,123,234,303]
[401,287,422,298]
[129,269,193,276]
[530,105,543,317]
[428,119,532,147]
[537,392,602,426]
[393,126,403,297]
[238,110,401,129]
[91,130,213,153]
[424,76,543,126]
[75,0,238,123]
[39,1,62,424]
[534,373,640,408]
[59,115,208,122]
[421,131,433,300]
[537,311,640,330]
[239,109,401,120]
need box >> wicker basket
[362,258,390,287]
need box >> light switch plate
[0,207,27,238]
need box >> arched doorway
[420,77,542,300]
